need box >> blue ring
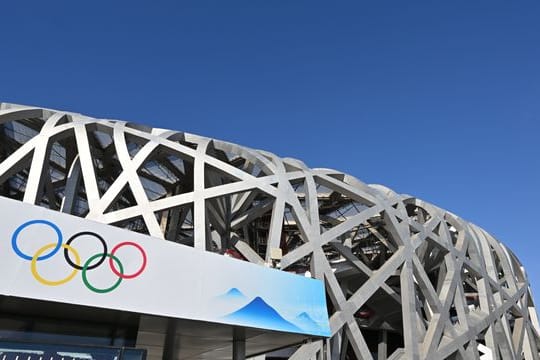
[11,220,63,261]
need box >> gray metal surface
[0,102,538,359]
[135,314,309,359]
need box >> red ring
[109,241,147,279]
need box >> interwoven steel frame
[0,102,538,360]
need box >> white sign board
[0,197,330,337]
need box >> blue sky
[1,1,539,297]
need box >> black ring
[64,231,108,271]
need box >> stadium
[0,102,538,360]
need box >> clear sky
[1,1,539,298]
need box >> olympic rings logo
[11,220,147,294]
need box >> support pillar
[135,315,168,360]
[378,330,388,360]
[233,327,246,360]
[162,318,178,359]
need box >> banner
[0,197,330,337]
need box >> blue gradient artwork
[224,296,302,333]
[219,287,246,300]
[217,287,330,337]
[294,312,321,332]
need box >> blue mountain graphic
[218,287,247,300]
[294,312,321,332]
[223,296,302,333]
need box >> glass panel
[0,341,146,360]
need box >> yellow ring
[31,243,80,286]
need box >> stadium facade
[0,102,538,360]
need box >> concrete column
[135,315,168,360]
[233,327,246,360]
[233,339,246,360]
[378,330,388,360]
[162,318,178,359]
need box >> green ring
[82,253,123,293]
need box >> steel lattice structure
[0,102,538,360]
